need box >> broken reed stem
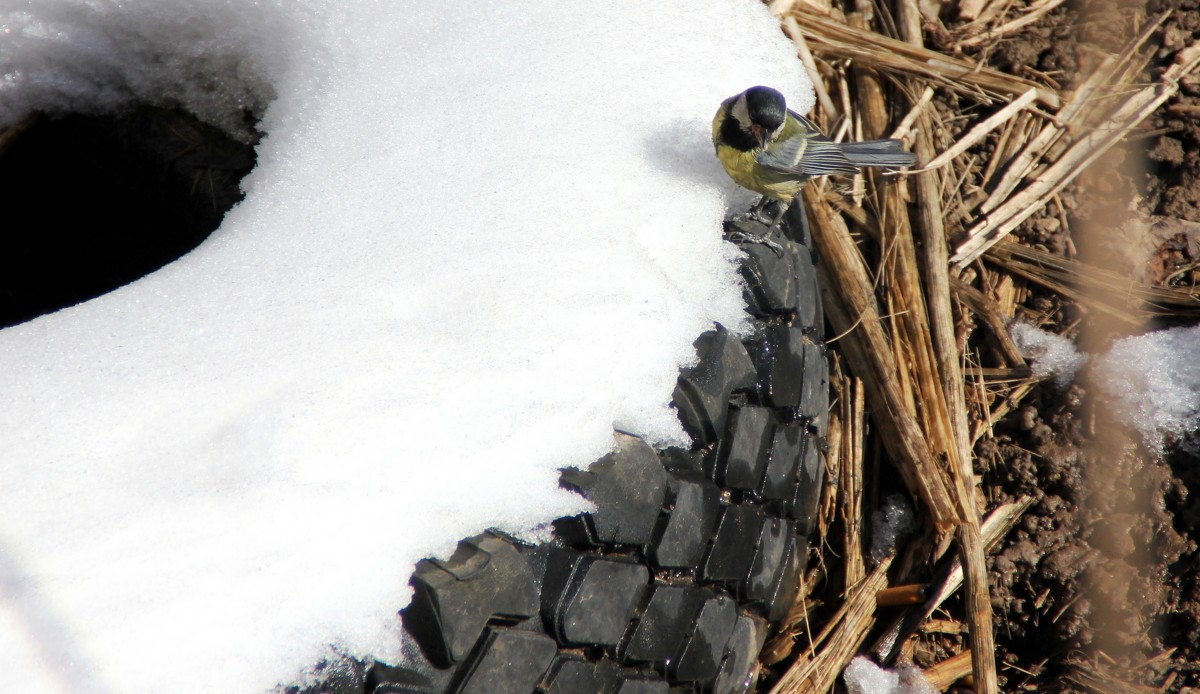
[955,0,1070,49]
[985,239,1200,323]
[924,650,975,690]
[769,557,893,694]
[841,377,867,588]
[956,520,998,694]
[916,88,1038,172]
[781,13,840,121]
[955,0,997,21]
[891,86,934,141]
[895,5,993,683]
[872,497,1035,663]
[784,11,1060,108]
[802,191,962,529]
[949,276,1027,368]
[953,37,1200,268]
[876,583,927,607]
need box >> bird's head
[732,86,787,148]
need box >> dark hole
[0,106,259,329]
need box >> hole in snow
[0,105,259,329]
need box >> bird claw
[725,197,789,257]
[725,223,786,257]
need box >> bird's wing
[757,136,860,177]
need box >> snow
[1094,324,1200,450]
[843,656,937,694]
[0,1,813,691]
[1011,320,1087,387]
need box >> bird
[712,85,916,228]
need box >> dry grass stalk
[916,89,1038,172]
[973,378,1037,444]
[956,520,998,693]
[769,557,893,694]
[949,276,1026,368]
[802,187,961,528]
[781,13,840,121]
[850,11,976,538]
[1064,663,1163,694]
[890,85,934,141]
[840,376,867,588]
[954,0,1069,49]
[782,12,1060,108]
[923,650,974,690]
[872,497,1034,663]
[894,9,995,684]
[985,239,1200,324]
[876,583,927,606]
[952,38,1200,267]
[973,12,1168,214]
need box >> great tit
[712,85,916,222]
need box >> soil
[923,1,1200,690]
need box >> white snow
[1011,320,1087,387]
[0,1,813,691]
[843,656,937,694]
[1094,324,1200,450]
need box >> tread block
[712,613,768,694]
[542,551,648,646]
[622,584,706,664]
[754,326,811,409]
[760,422,803,501]
[542,656,620,694]
[404,532,539,665]
[366,661,437,693]
[792,243,821,333]
[799,340,829,422]
[702,506,764,584]
[739,241,799,317]
[744,518,795,609]
[672,593,738,683]
[672,326,756,446]
[786,434,824,536]
[711,405,774,490]
[614,679,669,694]
[450,628,556,694]
[766,537,804,623]
[647,474,721,570]
[559,433,670,547]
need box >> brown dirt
[933,1,1200,690]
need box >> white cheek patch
[730,94,751,126]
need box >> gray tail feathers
[840,139,917,168]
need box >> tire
[293,202,827,694]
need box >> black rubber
[291,202,827,694]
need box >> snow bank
[0,1,812,691]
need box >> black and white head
[730,86,787,149]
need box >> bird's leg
[732,196,777,226]
[766,198,791,228]
[726,198,788,257]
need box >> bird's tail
[839,139,917,169]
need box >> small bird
[712,85,916,226]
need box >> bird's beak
[751,124,766,148]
